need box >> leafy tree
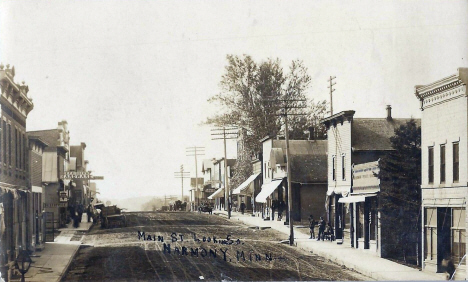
[207,55,325,187]
[378,119,421,264]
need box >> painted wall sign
[43,203,68,208]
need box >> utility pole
[211,127,238,219]
[328,76,336,115]
[267,96,307,246]
[186,146,205,210]
[174,165,190,202]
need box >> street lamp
[15,250,32,282]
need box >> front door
[437,207,451,272]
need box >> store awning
[338,193,377,203]
[232,173,261,195]
[255,179,283,203]
[208,188,225,200]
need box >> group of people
[308,215,334,241]
[68,203,94,228]
[271,199,286,220]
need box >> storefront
[255,179,283,220]
[232,173,261,212]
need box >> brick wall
[30,150,42,187]
[1,109,28,187]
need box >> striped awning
[232,173,260,195]
[255,180,282,203]
[338,193,377,203]
[208,188,225,200]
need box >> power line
[211,126,238,219]
[327,76,336,115]
[174,164,190,202]
[266,96,307,246]
[186,146,205,210]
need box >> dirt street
[63,212,370,281]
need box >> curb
[57,244,82,282]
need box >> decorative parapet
[0,63,34,117]
[415,68,468,111]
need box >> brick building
[415,68,468,278]
[0,64,34,280]
[27,135,48,250]
[28,121,72,229]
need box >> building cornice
[0,65,34,117]
[321,110,355,129]
[415,68,468,111]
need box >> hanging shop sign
[61,171,104,180]
[59,192,68,202]
[43,203,68,208]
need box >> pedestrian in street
[271,200,277,221]
[308,215,316,239]
[240,202,246,215]
[317,217,326,241]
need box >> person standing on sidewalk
[271,200,277,221]
[86,204,93,222]
[278,200,285,220]
[308,215,316,239]
[77,204,84,223]
[317,217,325,241]
[240,202,246,215]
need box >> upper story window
[453,142,459,183]
[342,155,346,180]
[428,147,434,184]
[440,144,446,183]
[2,121,5,163]
[332,156,336,181]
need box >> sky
[1,0,467,202]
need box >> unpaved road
[63,211,370,281]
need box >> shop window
[425,207,437,260]
[332,156,336,181]
[452,208,466,265]
[357,202,364,239]
[2,120,5,163]
[369,198,377,241]
[440,145,445,183]
[8,124,11,166]
[342,155,346,180]
[428,147,434,184]
[453,143,459,183]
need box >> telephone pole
[186,146,205,209]
[174,165,190,202]
[328,76,336,115]
[211,127,238,219]
[267,96,307,246]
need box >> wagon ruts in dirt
[99,205,127,228]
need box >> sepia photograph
[0,0,467,281]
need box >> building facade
[256,135,327,222]
[0,64,34,280]
[29,121,72,229]
[322,108,417,254]
[415,68,468,277]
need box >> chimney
[386,105,392,120]
[308,127,315,140]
